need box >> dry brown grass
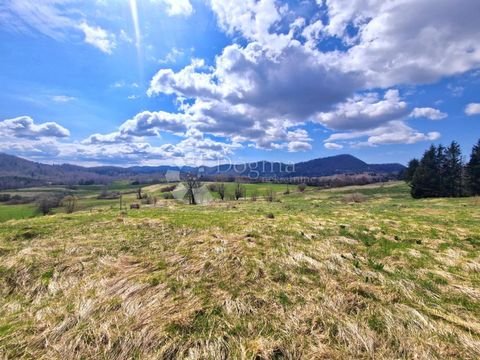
[1,183,480,359]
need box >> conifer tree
[411,145,442,198]
[444,141,463,197]
[467,139,480,195]
[404,158,419,183]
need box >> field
[1,182,480,359]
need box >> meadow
[0,182,479,359]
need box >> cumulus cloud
[156,0,193,17]
[326,121,441,147]
[465,103,480,116]
[410,107,448,120]
[145,0,480,152]
[119,111,189,137]
[78,22,116,54]
[0,116,70,139]
[315,90,408,131]
[328,0,480,87]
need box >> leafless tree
[265,188,275,202]
[184,175,202,205]
[234,182,246,200]
[37,195,61,215]
[217,183,226,201]
[62,195,78,214]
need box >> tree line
[405,140,480,198]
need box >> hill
[0,153,405,189]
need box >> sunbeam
[129,0,143,82]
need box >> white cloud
[0,1,117,54]
[119,111,189,137]
[0,116,70,139]
[331,0,480,87]
[316,90,408,131]
[465,103,480,116]
[0,0,77,40]
[410,107,447,120]
[157,0,193,17]
[158,47,185,64]
[82,131,131,145]
[78,22,116,54]
[326,121,441,147]
[324,142,344,150]
[51,95,76,103]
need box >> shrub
[265,188,275,202]
[342,193,367,203]
[37,195,62,215]
[0,194,11,202]
[207,184,217,192]
[160,185,177,193]
[163,192,174,199]
[61,195,78,214]
[298,184,307,192]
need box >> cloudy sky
[1,0,479,166]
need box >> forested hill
[0,152,405,189]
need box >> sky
[0,0,479,167]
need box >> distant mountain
[0,152,405,189]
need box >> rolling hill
[0,152,405,189]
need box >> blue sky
[0,0,479,167]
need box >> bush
[298,184,307,192]
[265,188,275,202]
[61,195,78,214]
[160,185,177,193]
[0,194,11,202]
[342,193,367,203]
[8,195,34,205]
[141,195,158,205]
[97,190,121,199]
[37,195,62,215]
[163,192,175,199]
[207,184,217,192]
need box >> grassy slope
[1,183,480,359]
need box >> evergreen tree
[467,139,480,195]
[404,158,419,183]
[443,141,463,197]
[411,145,443,198]
[436,144,448,197]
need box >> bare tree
[62,195,78,214]
[234,182,246,200]
[217,183,226,201]
[37,195,61,215]
[265,188,275,202]
[184,175,202,205]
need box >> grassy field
[0,204,37,222]
[1,182,480,359]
